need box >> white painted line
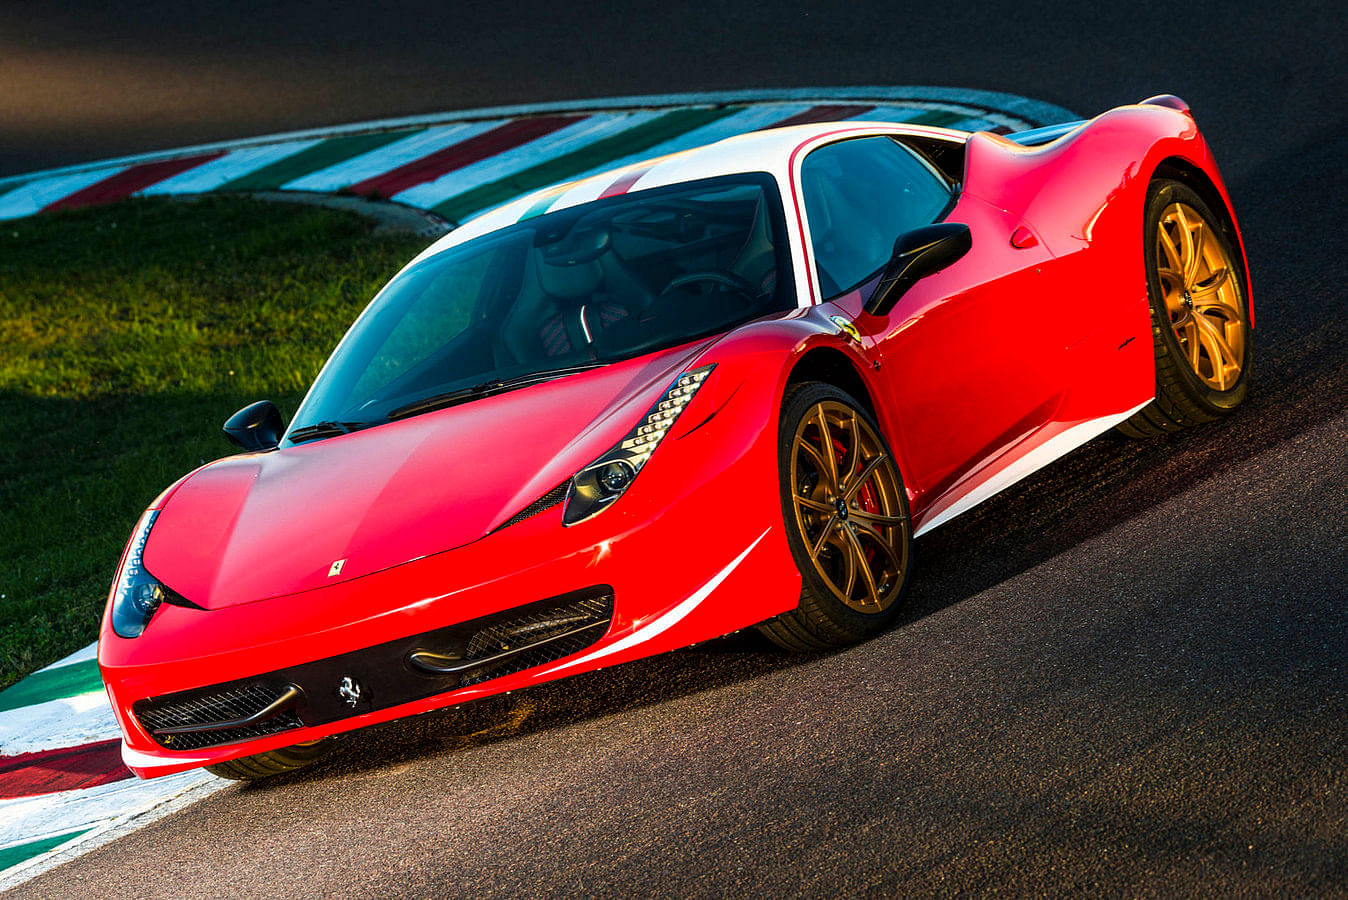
[0,168,130,221]
[0,691,118,757]
[281,120,505,192]
[138,139,326,195]
[393,110,664,210]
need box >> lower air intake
[134,681,302,752]
[459,590,614,686]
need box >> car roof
[413,119,969,261]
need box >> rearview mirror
[863,223,972,317]
[223,400,284,452]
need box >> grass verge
[0,196,427,689]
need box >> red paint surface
[42,153,226,212]
[345,116,584,198]
[101,105,1251,779]
[0,740,131,800]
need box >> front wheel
[1119,179,1252,438]
[758,383,913,651]
[205,739,336,781]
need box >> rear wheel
[758,383,913,651]
[205,739,335,781]
[1119,179,1252,438]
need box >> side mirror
[223,400,284,452]
[863,223,972,317]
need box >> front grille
[134,682,302,751]
[460,592,613,686]
[134,586,616,754]
[496,482,569,531]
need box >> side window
[801,137,952,299]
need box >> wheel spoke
[1157,221,1183,275]
[838,408,860,482]
[852,520,905,581]
[1184,217,1205,286]
[796,440,830,483]
[813,408,840,489]
[841,525,881,608]
[1188,266,1229,298]
[843,453,888,502]
[841,541,858,597]
[795,495,835,514]
[1183,320,1202,371]
[1193,313,1238,389]
[850,508,905,528]
[809,514,838,560]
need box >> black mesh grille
[460,592,613,686]
[134,682,302,751]
[496,482,569,531]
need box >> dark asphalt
[7,1,1346,896]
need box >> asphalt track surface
[6,0,1346,896]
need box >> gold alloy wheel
[789,400,909,614]
[1155,202,1247,391]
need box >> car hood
[143,344,707,609]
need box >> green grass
[0,196,427,689]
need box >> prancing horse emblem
[337,676,362,707]
[328,558,346,577]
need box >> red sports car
[100,95,1252,780]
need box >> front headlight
[563,364,714,526]
[109,509,168,638]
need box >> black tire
[205,739,335,781]
[1118,178,1252,438]
[757,382,913,651]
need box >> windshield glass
[287,173,794,440]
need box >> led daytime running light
[563,365,715,525]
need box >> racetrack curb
[0,86,1076,227]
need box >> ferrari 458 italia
[100,94,1252,779]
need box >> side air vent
[407,587,614,687]
[496,481,569,531]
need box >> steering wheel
[660,270,760,308]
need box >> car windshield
[286,173,794,441]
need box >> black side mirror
[223,400,284,452]
[863,223,972,317]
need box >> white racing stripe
[138,140,326,195]
[391,110,664,210]
[553,527,772,673]
[915,402,1152,536]
[281,120,505,192]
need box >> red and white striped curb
[0,86,1075,890]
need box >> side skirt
[912,401,1150,537]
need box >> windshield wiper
[386,364,604,421]
[287,420,372,444]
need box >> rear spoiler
[1004,94,1191,146]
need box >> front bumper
[101,395,800,778]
